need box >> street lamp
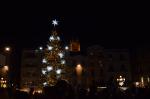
[4,46,11,52]
[75,64,83,76]
[2,65,9,72]
[75,64,83,85]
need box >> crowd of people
[0,80,150,99]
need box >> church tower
[69,39,80,52]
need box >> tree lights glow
[65,46,69,50]
[56,69,62,74]
[42,59,47,63]
[52,19,58,27]
[40,19,67,86]
[49,36,55,41]
[46,66,53,71]
[58,52,64,58]
[39,46,43,51]
[47,45,53,50]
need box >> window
[24,53,36,58]
[25,64,37,67]
[108,54,112,58]
[120,54,125,61]
[120,64,127,72]
[108,64,114,72]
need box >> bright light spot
[3,66,9,71]
[76,64,83,76]
[119,82,124,86]
[47,45,53,50]
[97,86,107,89]
[42,59,47,63]
[61,60,65,64]
[1,78,3,80]
[57,36,60,40]
[52,19,58,27]
[33,89,43,94]
[5,47,10,51]
[56,69,61,74]
[47,66,53,71]
[135,82,140,87]
[58,52,64,58]
[39,46,43,50]
[117,75,125,86]
[148,77,150,82]
[42,69,46,75]
[20,88,30,93]
[141,77,144,83]
[49,36,55,41]
[120,87,128,91]
[43,82,47,86]
[65,46,69,50]
[2,84,7,88]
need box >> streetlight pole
[75,64,83,85]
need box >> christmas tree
[41,19,68,86]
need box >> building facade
[20,50,42,90]
[20,45,132,89]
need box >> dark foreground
[1,81,150,99]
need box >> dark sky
[0,2,150,51]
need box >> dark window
[108,54,112,58]
[120,64,127,72]
[24,53,36,58]
[120,54,125,61]
[108,64,114,72]
[91,71,95,77]
[32,73,37,77]
[25,64,37,67]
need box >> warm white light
[120,87,128,91]
[119,82,124,86]
[47,45,53,50]
[65,46,69,50]
[57,36,60,40]
[5,47,10,51]
[39,46,43,50]
[43,82,47,86]
[52,19,58,27]
[49,36,55,41]
[148,77,150,83]
[3,66,9,71]
[141,77,144,83]
[58,52,64,58]
[42,59,47,63]
[42,69,46,75]
[76,64,83,76]
[117,75,125,86]
[20,88,30,93]
[33,89,43,94]
[2,84,7,88]
[1,78,3,80]
[47,66,53,71]
[135,82,140,87]
[61,60,65,64]
[56,69,61,74]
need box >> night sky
[0,2,149,50]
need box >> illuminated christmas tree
[41,19,69,86]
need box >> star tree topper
[52,19,58,27]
